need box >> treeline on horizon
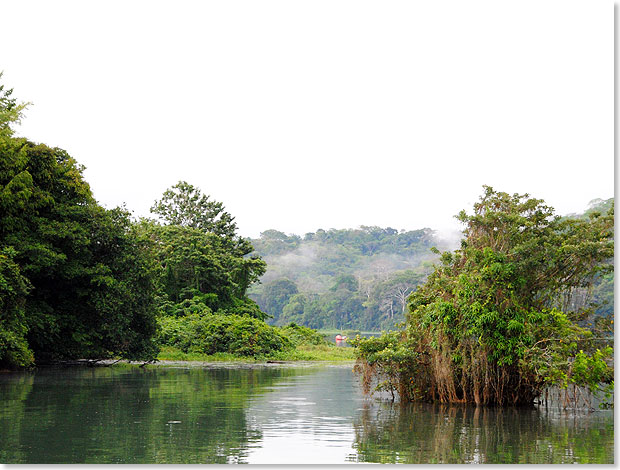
[248,206,614,332]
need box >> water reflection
[244,364,361,463]
[0,366,316,464]
[0,364,613,464]
[350,401,614,464]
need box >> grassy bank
[157,344,356,362]
[318,329,381,338]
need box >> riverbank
[156,344,356,362]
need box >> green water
[0,363,613,464]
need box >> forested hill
[247,226,455,331]
[248,200,614,332]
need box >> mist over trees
[248,226,451,330]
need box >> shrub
[280,323,328,346]
[157,313,292,357]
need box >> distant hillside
[247,226,454,330]
[578,198,615,322]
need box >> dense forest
[248,200,614,332]
[247,228,450,330]
[0,79,304,368]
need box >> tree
[0,72,29,137]
[355,187,614,405]
[146,182,267,321]
[142,222,267,320]
[280,293,307,325]
[0,92,160,363]
[151,181,238,240]
[258,278,299,323]
[150,181,266,304]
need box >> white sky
[1,0,614,238]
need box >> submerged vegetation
[354,188,614,406]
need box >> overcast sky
[1,0,613,238]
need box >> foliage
[259,278,298,320]
[0,72,29,138]
[250,200,613,333]
[0,247,33,368]
[157,313,292,357]
[146,182,267,321]
[351,332,420,401]
[249,226,443,330]
[0,79,160,364]
[151,180,238,240]
[355,187,614,405]
[279,322,328,346]
[253,268,427,331]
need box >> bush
[279,323,328,346]
[157,313,292,357]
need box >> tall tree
[355,187,614,405]
[0,72,29,137]
[151,181,238,240]
[146,182,267,320]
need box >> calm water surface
[0,363,613,464]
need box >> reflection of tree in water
[0,372,35,463]
[0,366,316,464]
[349,401,614,464]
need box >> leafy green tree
[148,181,266,321]
[279,322,328,346]
[257,278,299,323]
[0,81,160,363]
[355,187,614,405]
[151,181,238,240]
[145,223,265,319]
[565,198,614,323]
[279,294,308,325]
[330,274,358,292]
[0,72,29,137]
[158,312,292,356]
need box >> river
[0,362,613,464]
